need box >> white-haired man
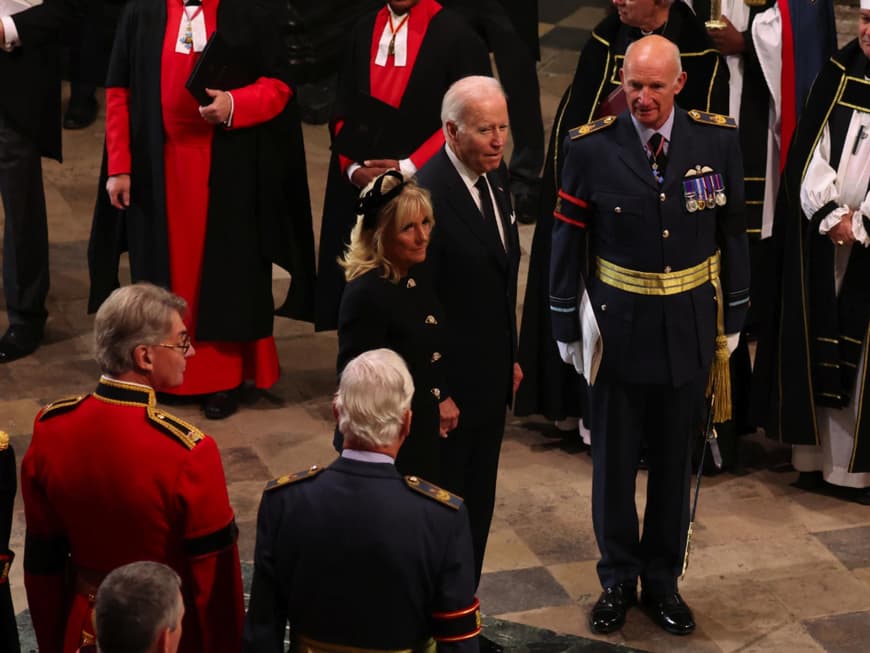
[244,348,480,653]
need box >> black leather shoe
[513,192,538,225]
[63,96,98,130]
[589,581,637,634]
[478,635,503,653]
[203,391,238,420]
[642,591,695,635]
[0,325,43,363]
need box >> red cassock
[21,378,244,653]
[105,0,290,395]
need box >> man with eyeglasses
[21,282,244,653]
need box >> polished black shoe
[63,96,98,130]
[793,470,825,491]
[642,591,695,635]
[478,634,503,653]
[203,391,238,420]
[589,582,637,634]
[513,192,539,225]
[0,325,43,363]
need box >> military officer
[549,36,749,635]
[243,349,481,653]
[21,283,244,653]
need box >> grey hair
[335,348,415,448]
[441,75,506,129]
[624,35,683,77]
[94,283,187,376]
[95,561,183,653]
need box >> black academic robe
[87,0,316,336]
[752,40,870,473]
[515,1,729,420]
[313,4,491,331]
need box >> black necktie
[648,132,667,183]
[474,175,504,250]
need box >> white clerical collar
[341,449,395,464]
[374,3,411,67]
[175,0,207,54]
[630,108,675,150]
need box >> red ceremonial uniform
[22,378,244,653]
[104,0,290,396]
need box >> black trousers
[589,373,705,595]
[438,406,507,585]
[450,0,544,195]
[0,111,49,329]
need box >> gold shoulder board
[265,465,324,491]
[146,407,204,450]
[569,115,616,140]
[687,110,737,128]
[405,475,463,510]
[38,395,87,421]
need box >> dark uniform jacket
[242,456,480,653]
[88,0,316,332]
[0,0,83,161]
[516,0,729,417]
[550,109,750,386]
[338,267,448,481]
[752,39,870,472]
[21,378,244,653]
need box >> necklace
[179,1,204,53]
[386,11,410,57]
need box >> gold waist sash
[596,253,720,296]
[295,635,436,653]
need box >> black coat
[314,4,491,330]
[417,150,520,421]
[243,456,479,653]
[0,0,84,160]
[87,0,316,336]
[516,1,729,418]
[337,267,448,481]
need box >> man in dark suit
[0,0,82,362]
[550,36,749,635]
[417,76,521,638]
[243,348,480,653]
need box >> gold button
[659,193,666,202]
[431,352,442,362]
[600,304,607,311]
[614,206,622,214]
[664,265,672,273]
[662,229,670,239]
[431,388,441,399]
[425,315,438,325]
[406,278,416,289]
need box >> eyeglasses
[155,334,191,355]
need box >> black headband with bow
[356,170,406,230]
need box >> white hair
[440,75,506,130]
[335,349,415,448]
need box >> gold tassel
[706,266,731,423]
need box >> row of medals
[682,165,727,213]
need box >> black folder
[185,31,253,106]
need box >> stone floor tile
[480,567,573,615]
[768,568,870,620]
[737,622,827,653]
[805,611,870,653]
[539,0,589,25]
[482,526,544,573]
[853,567,870,588]
[547,560,603,603]
[813,525,870,570]
[560,6,610,29]
[0,399,45,436]
[220,446,272,485]
[540,26,592,52]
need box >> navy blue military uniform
[242,456,481,653]
[549,108,750,594]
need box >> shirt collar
[630,108,675,149]
[341,449,396,464]
[445,142,484,190]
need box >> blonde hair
[339,173,434,283]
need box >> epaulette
[146,406,204,450]
[569,115,616,140]
[405,475,463,510]
[265,464,324,491]
[688,110,737,128]
[38,395,87,421]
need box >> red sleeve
[176,437,244,652]
[408,128,445,170]
[21,420,68,653]
[105,87,132,177]
[331,118,355,175]
[228,77,291,130]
